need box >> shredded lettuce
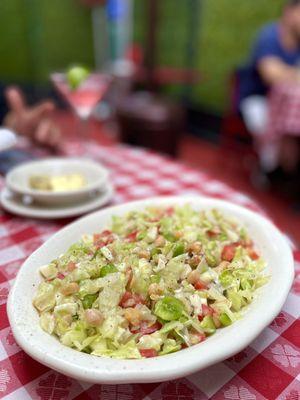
[33,205,269,359]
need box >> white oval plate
[6,157,109,206]
[7,196,294,384]
[0,184,114,219]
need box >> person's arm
[3,87,60,148]
[257,56,300,86]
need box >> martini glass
[51,72,111,155]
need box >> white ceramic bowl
[6,157,109,206]
[7,196,294,384]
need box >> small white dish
[0,184,114,219]
[7,196,294,384]
[6,157,109,206]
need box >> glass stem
[78,116,89,156]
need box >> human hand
[4,87,61,148]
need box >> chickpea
[124,307,142,326]
[189,255,201,268]
[148,283,163,300]
[215,261,230,273]
[174,231,183,239]
[213,313,221,328]
[187,241,202,254]
[139,250,151,260]
[62,314,73,325]
[60,282,79,296]
[67,262,76,272]
[187,270,201,285]
[84,309,103,326]
[154,235,165,247]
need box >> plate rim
[0,184,114,219]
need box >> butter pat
[29,173,86,192]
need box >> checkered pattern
[0,142,299,399]
[266,83,300,140]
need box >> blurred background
[0,0,285,109]
[0,0,299,243]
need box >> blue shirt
[239,22,300,102]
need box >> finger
[35,119,60,148]
[4,87,26,113]
[34,119,52,144]
[30,101,55,123]
[45,123,61,148]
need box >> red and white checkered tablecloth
[0,142,299,399]
[266,83,300,141]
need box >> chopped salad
[33,205,269,359]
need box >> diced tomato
[93,229,115,249]
[194,280,208,290]
[221,243,238,262]
[198,304,213,321]
[101,230,112,236]
[203,304,214,316]
[94,240,105,249]
[126,231,138,242]
[207,228,220,238]
[119,291,133,307]
[222,241,259,261]
[165,207,174,216]
[107,236,115,245]
[105,233,115,243]
[139,349,158,358]
[129,326,139,333]
[195,332,206,343]
[57,272,65,280]
[119,291,145,308]
[93,233,105,247]
[67,262,77,272]
[139,321,162,335]
[246,246,259,260]
[181,343,188,349]
[93,232,107,243]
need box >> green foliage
[0,0,94,84]
[195,0,285,111]
[0,0,32,82]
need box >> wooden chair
[116,0,200,156]
[220,68,258,173]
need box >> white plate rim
[0,184,114,219]
[6,157,109,198]
[7,196,294,383]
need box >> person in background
[239,0,300,176]
[1,86,60,148]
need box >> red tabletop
[0,141,299,399]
